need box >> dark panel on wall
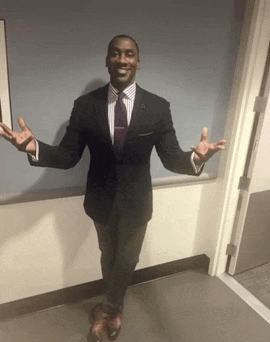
[235,190,270,274]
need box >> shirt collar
[108,82,136,101]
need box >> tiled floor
[1,269,270,342]
[234,262,270,309]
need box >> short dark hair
[107,35,140,57]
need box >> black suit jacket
[29,84,202,225]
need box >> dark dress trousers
[28,84,202,226]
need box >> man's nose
[119,54,128,64]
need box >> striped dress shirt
[108,82,136,144]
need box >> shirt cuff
[28,140,39,161]
[190,152,204,173]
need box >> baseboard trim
[0,254,209,321]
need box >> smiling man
[106,36,140,91]
[0,35,226,342]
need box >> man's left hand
[192,127,226,167]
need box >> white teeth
[117,69,127,75]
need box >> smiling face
[106,37,140,91]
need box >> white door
[228,46,270,275]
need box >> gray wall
[0,0,245,196]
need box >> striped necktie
[114,91,128,148]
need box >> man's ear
[105,56,108,67]
[137,61,140,69]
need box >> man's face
[106,37,140,90]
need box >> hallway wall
[0,0,245,304]
[0,0,242,195]
[0,181,221,304]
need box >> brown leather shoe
[107,312,123,341]
[89,305,109,342]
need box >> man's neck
[110,80,136,92]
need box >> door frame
[209,0,270,276]
[0,19,12,129]
[228,48,270,275]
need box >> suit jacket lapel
[126,84,145,137]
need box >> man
[0,35,226,341]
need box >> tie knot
[117,91,124,100]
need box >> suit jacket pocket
[138,132,154,137]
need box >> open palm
[192,127,226,165]
[0,117,36,153]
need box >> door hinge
[253,96,267,113]
[238,176,251,191]
[226,243,237,257]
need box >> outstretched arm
[0,99,87,170]
[0,117,36,155]
[191,127,226,167]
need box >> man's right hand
[0,117,36,155]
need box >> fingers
[0,118,28,133]
[200,127,208,142]
[0,130,12,141]
[18,117,28,131]
[215,139,227,145]
[0,122,13,136]
[0,119,35,152]
[212,145,225,152]
[0,123,13,141]
[213,140,226,150]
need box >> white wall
[0,180,221,304]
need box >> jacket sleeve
[155,102,203,176]
[28,99,87,170]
